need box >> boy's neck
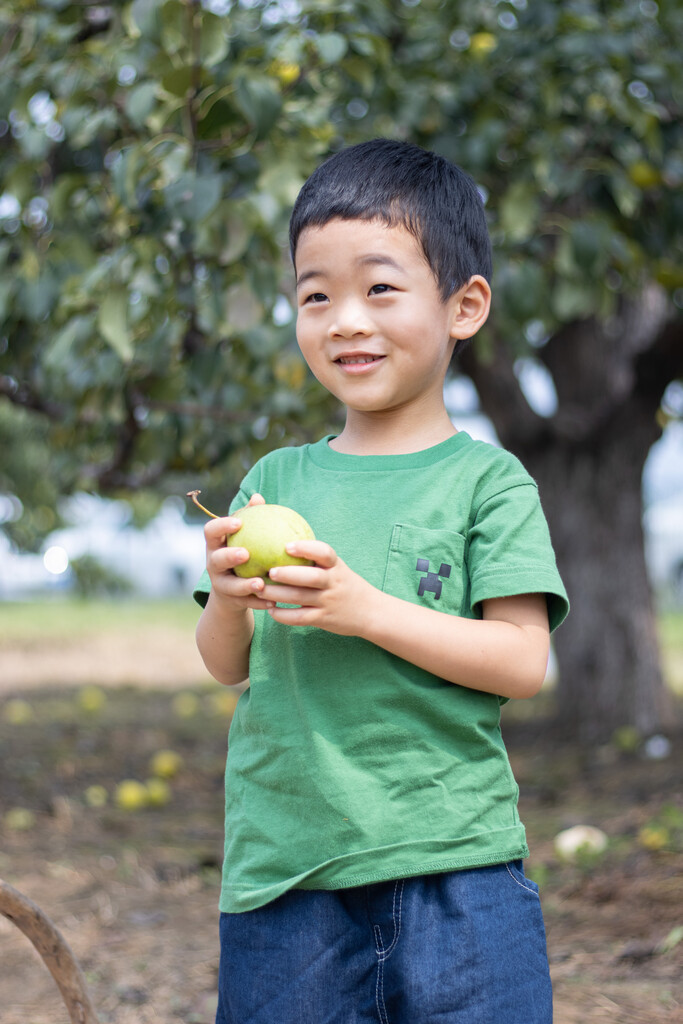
[329,406,457,457]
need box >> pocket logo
[416,558,452,600]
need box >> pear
[187,491,315,578]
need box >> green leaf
[98,290,133,362]
[160,0,187,55]
[235,74,282,137]
[125,81,159,125]
[569,220,604,275]
[315,32,348,64]
[499,182,540,244]
[161,66,195,97]
[201,12,229,67]
[43,315,94,371]
[163,171,223,223]
[223,282,263,332]
[496,261,544,323]
[18,274,59,323]
[129,0,164,40]
[221,213,251,264]
[551,280,597,321]
[0,278,14,326]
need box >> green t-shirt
[194,432,569,913]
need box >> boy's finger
[210,544,250,574]
[265,566,325,590]
[284,540,337,568]
[204,516,243,548]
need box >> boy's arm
[263,542,550,700]
[195,590,254,687]
[195,496,275,687]
[358,591,549,700]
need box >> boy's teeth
[339,356,377,364]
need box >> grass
[0,597,200,644]
[3,599,681,690]
[658,610,683,695]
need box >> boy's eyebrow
[296,253,406,288]
[296,268,325,288]
[358,253,407,273]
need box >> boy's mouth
[335,354,384,365]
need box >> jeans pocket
[505,859,541,896]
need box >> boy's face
[294,218,467,422]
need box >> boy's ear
[448,276,491,341]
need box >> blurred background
[1,1,681,1022]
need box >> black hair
[289,138,492,302]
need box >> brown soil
[0,627,211,693]
[0,630,681,1023]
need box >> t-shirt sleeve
[192,470,261,608]
[467,481,569,633]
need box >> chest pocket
[381,524,467,617]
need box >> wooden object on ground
[0,877,100,1024]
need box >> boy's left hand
[260,541,375,637]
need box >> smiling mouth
[335,355,384,365]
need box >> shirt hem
[218,844,530,913]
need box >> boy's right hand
[204,493,275,612]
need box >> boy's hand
[204,493,276,613]
[260,541,376,637]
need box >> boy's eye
[369,283,393,295]
[304,292,328,304]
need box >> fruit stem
[187,490,219,519]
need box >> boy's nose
[328,300,373,339]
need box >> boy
[194,139,569,1024]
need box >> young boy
[194,139,569,1024]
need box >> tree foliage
[1,0,681,524]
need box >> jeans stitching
[374,927,388,1024]
[382,879,404,958]
[505,862,538,895]
[374,880,404,1024]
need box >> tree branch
[634,311,683,409]
[456,330,548,452]
[96,389,141,491]
[0,878,100,1024]
[0,376,65,419]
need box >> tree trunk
[523,407,672,745]
[458,291,681,745]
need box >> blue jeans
[215,862,552,1023]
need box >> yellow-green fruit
[149,749,184,779]
[84,785,109,808]
[4,807,36,831]
[228,504,315,578]
[638,825,669,851]
[115,779,148,811]
[145,778,172,807]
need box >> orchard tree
[1,0,681,743]
[375,0,683,743]
[285,0,683,744]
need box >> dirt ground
[1,628,681,1023]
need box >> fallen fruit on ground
[149,749,184,779]
[84,785,109,808]
[115,779,149,811]
[554,824,608,860]
[145,778,172,807]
